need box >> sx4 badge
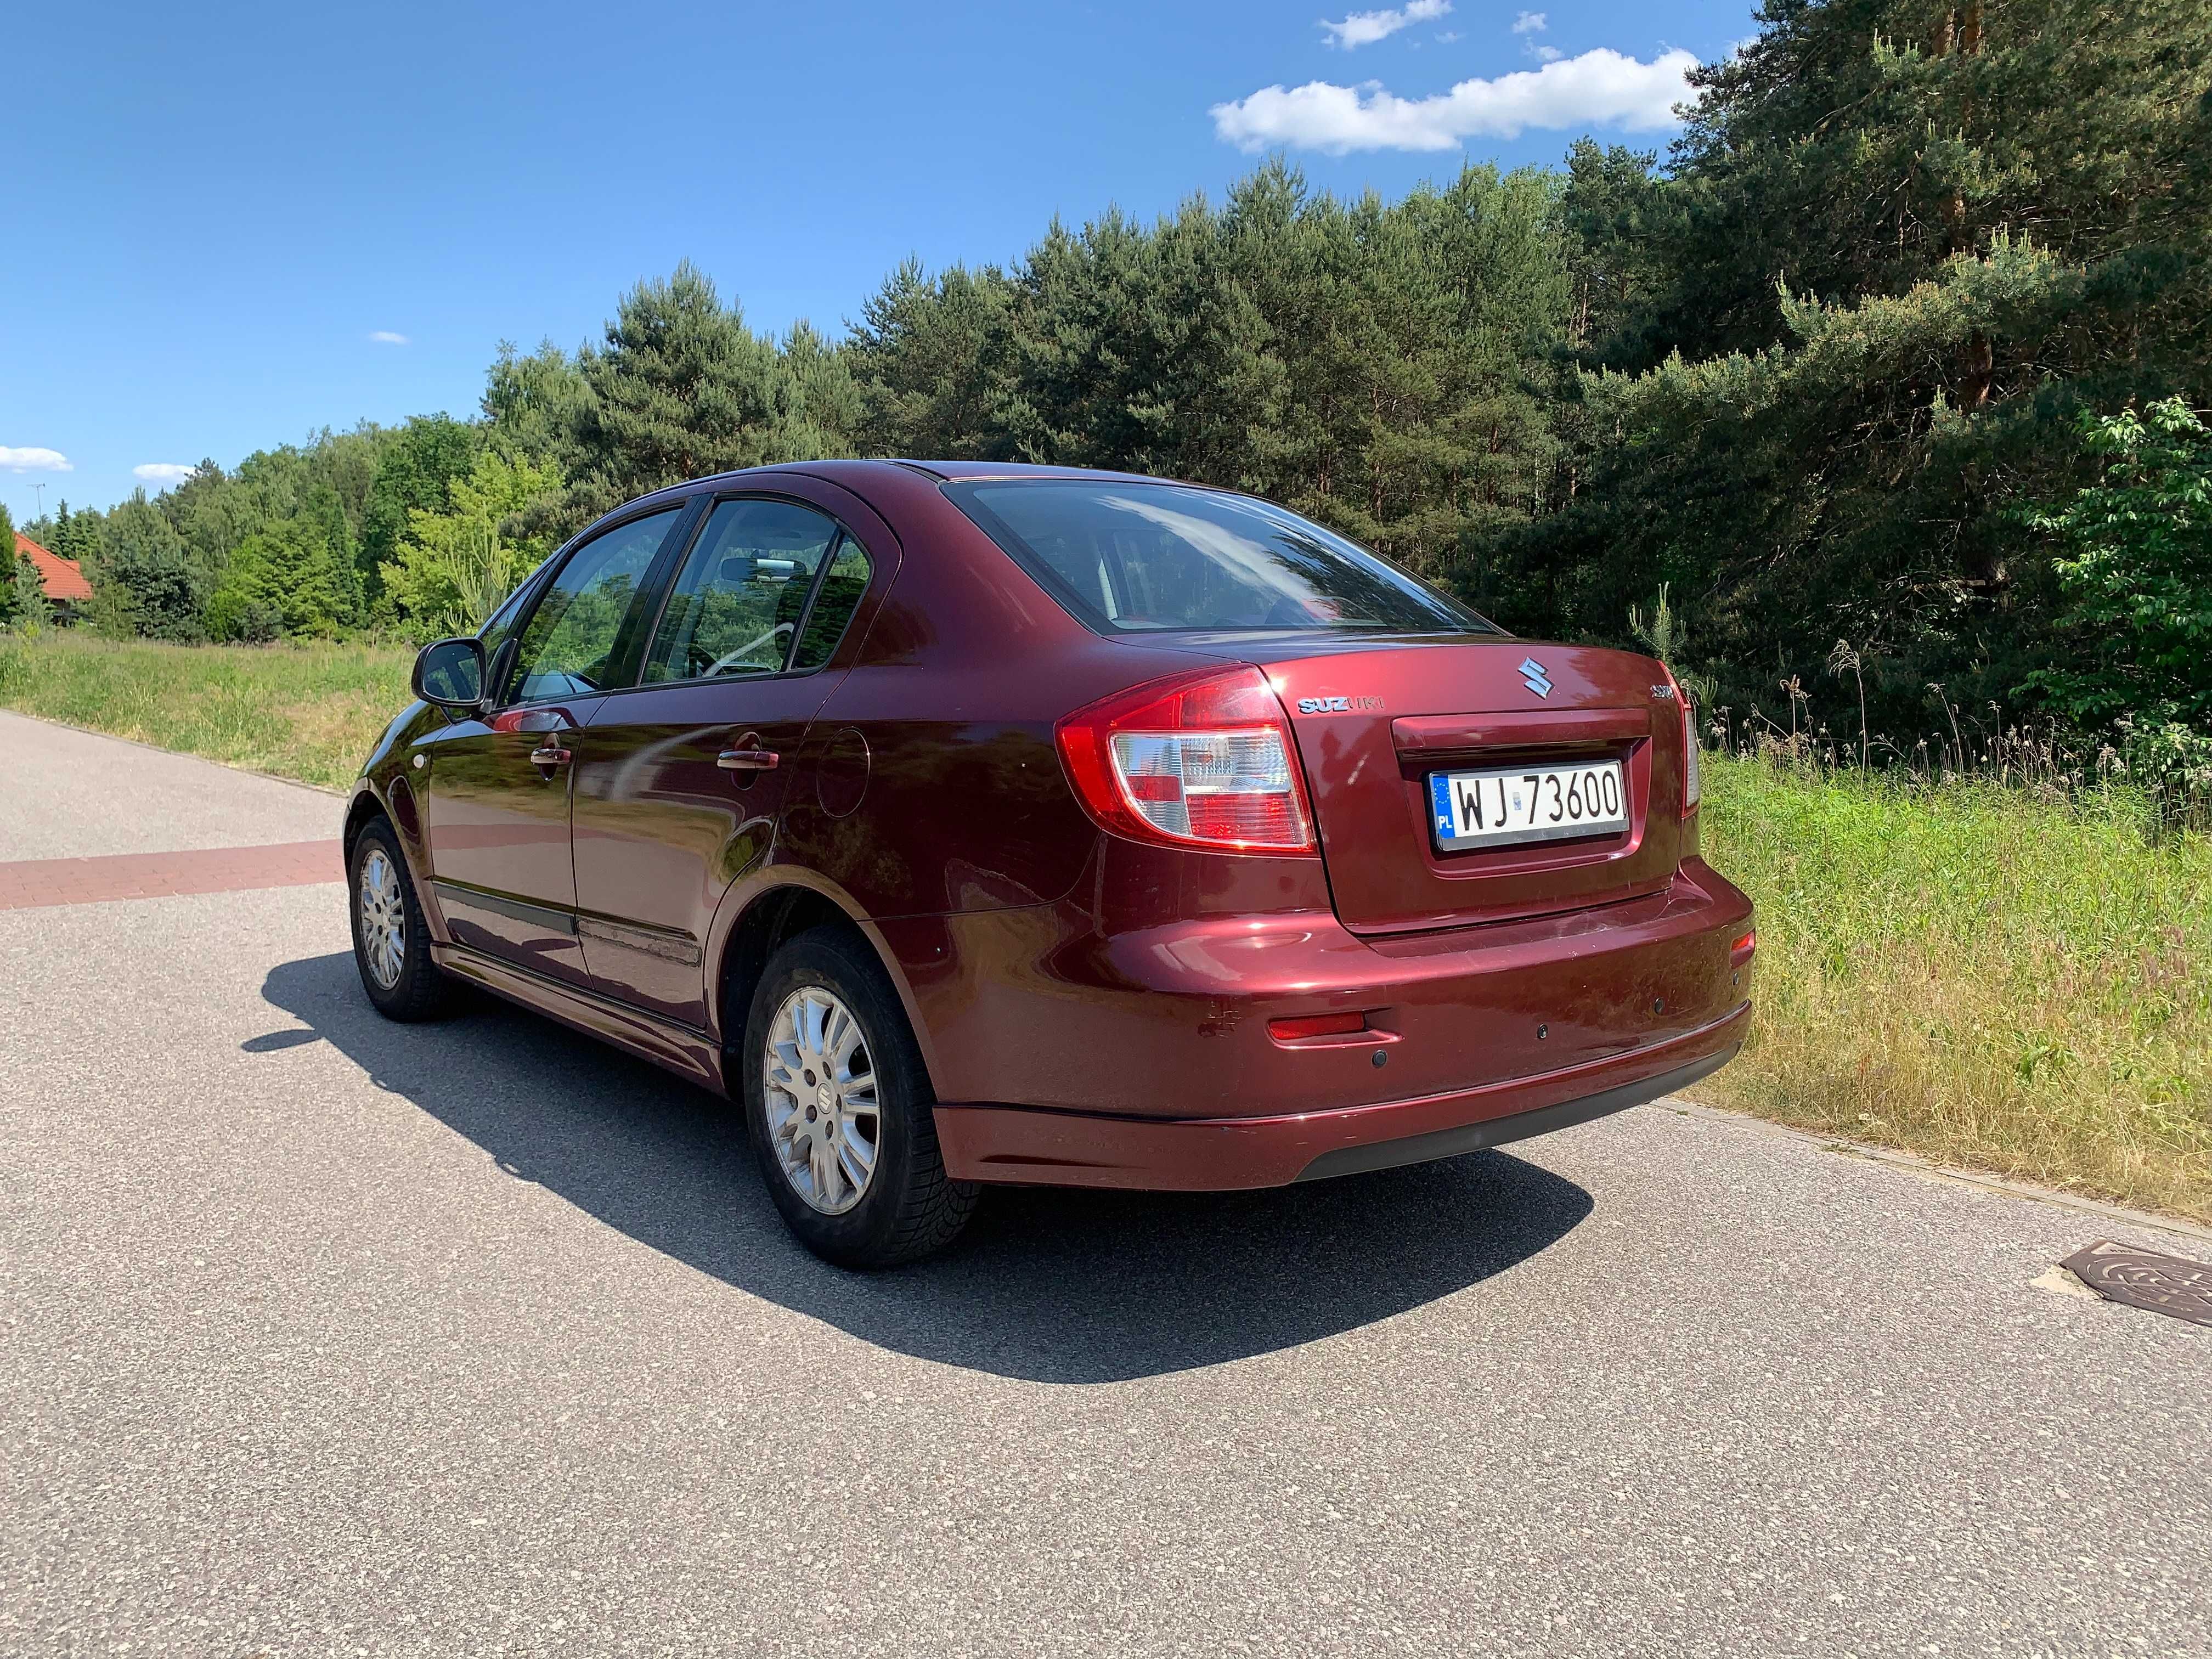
[1295,695,1385,714]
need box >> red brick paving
[0,840,345,911]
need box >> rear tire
[348,817,454,1022]
[741,927,977,1268]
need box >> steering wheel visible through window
[644,499,842,683]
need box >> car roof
[625,458,1195,503]
[583,459,1217,546]
[879,460,1176,484]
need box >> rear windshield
[945,479,1499,636]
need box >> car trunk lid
[1245,636,1689,934]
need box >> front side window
[946,481,1498,636]
[643,499,866,682]
[476,571,538,657]
[505,507,681,703]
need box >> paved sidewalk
[0,839,344,909]
[0,708,340,860]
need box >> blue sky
[3,0,1756,523]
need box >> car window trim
[605,494,711,691]
[488,497,701,713]
[616,492,870,698]
[784,530,862,673]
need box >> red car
[348,461,1754,1267]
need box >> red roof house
[15,535,93,617]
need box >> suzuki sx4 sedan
[348,461,1754,1267]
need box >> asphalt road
[3,712,2208,1658]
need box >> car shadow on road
[261,952,1593,1384]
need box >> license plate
[1428,760,1628,851]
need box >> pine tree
[849,258,1020,460]
[98,492,204,640]
[205,515,360,641]
[1523,0,2212,729]
[563,262,854,524]
[483,338,593,466]
[51,500,104,567]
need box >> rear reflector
[1730,928,1756,965]
[1057,666,1317,855]
[1267,1011,1369,1041]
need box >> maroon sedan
[347,461,1754,1266]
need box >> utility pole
[31,482,45,520]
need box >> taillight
[1056,666,1317,855]
[1666,668,1700,817]
[1682,700,1701,816]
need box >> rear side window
[946,480,1497,636]
[793,536,871,670]
[645,500,841,682]
[642,498,874,682]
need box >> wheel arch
[708,873,940,1098]
[343,777,447,941]
[341,785,386,861]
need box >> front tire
[348,818,454,1022]
[742,928,977,1268]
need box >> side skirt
[432,941,728,1096]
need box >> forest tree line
[12,0,2208,781]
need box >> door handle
[716,748,780,772]
[530,743,573,770]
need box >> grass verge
[0,631,411,791]
[1694,757,2209,1222]
[3,635,2205,1220]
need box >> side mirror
[413,636,487,709]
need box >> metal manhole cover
[2060,1240,2212,1328]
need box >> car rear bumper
[932,1000,1748,1190]
[883,855,1753,1149]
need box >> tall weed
[0,634,411,791]
[1696,757,2211,1218]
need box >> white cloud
[1319,0,1451,50]
[0,447,72,473]
[133,463,196,486]
[368,330,410,346]
[1513,10,1558,55]
[1212,47,1698,153]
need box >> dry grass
[1694,756,2211,1221]
[3,634,2205,1218]
[0,632,412,792]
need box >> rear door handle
[716,748,780,772]
[529,743,573,769]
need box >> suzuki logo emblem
[1294,694,1385,715]
[1519,657,1554,698]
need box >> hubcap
[763,986,880,1215]
[357,848,405,990]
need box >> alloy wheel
[357,847,406,990]
[763,986,881,1215]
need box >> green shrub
[2028,398,2212,806]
